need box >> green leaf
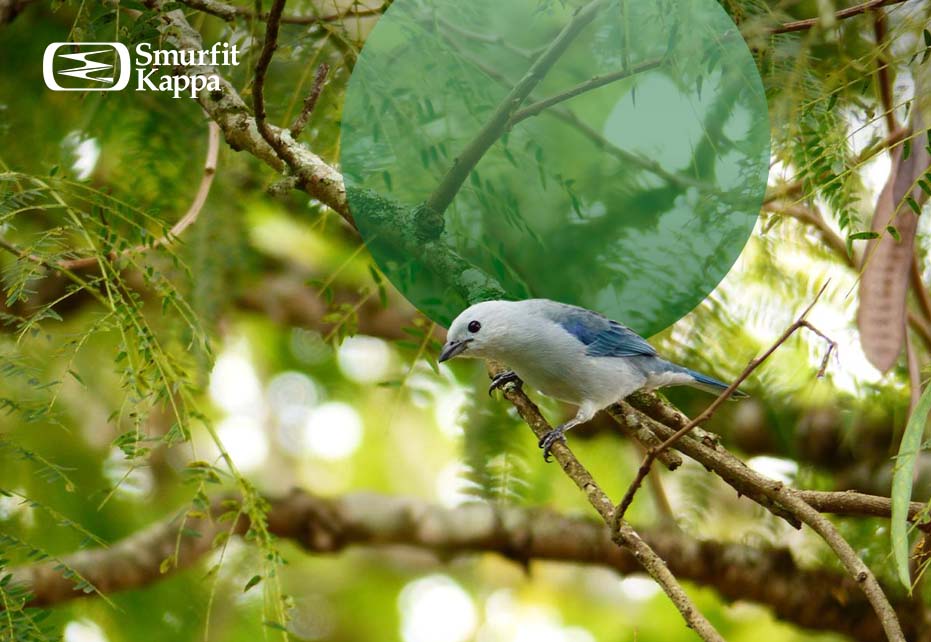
[887,225,901,242]
[905,196,922,215]
[892,383,931,590]
[847,231,879,241]
[159,556,174,574]
[243,574,263,592]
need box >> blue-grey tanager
[438,298,744,460]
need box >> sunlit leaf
[892,383,931,590]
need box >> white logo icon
[43,42,131,91]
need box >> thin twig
[770,0,908,34]
[1,122,219,271]
[58,121,221,270]
[490,366,726,642]
[614,282,835,522]
[765,199,931,350]
[289,63,330,138]
[250,0,356,227]
[507,56,665,126]
[252,0,288,147]
[435,16,536,60]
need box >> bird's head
[439,300,518,363]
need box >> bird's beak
[438,339,471,362]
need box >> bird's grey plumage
[548,303,657,358]
[438,298,744,459]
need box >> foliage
[0,0,930,641]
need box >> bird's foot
[538,426,566,462]
[488,370,523,396]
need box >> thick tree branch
[6,489,920,640]
[235,272,418,340]
[143,0,513,305]
[144,0,353,225]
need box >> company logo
[43,41,239,98]
[43,42,131,91]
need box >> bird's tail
[679,366,749,398]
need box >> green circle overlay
[340,0,769,334]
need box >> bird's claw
[488,370,522,396]
[538,427,566,462]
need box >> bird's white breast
[493,317,647,408]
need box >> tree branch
[615,283,834,522]
[872,7,899,134]
[438,32,715,194]
[6,489,920,640]
[144,0,353,225]
[763,198,931,350]
[423,0,607,217]
[289,63,330,139]
[488,364,726,642]
[178,0,385,25]
[623,392,931,521]
[235,272,418,340]
[146,0,511,306]
[506,56,665,126]
[614,396,906,641]
[770,0,909,35]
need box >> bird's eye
[468,320,481,333]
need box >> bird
[438,298,746,461]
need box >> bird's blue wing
[549,303,657,358]
[585,321,658,357]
